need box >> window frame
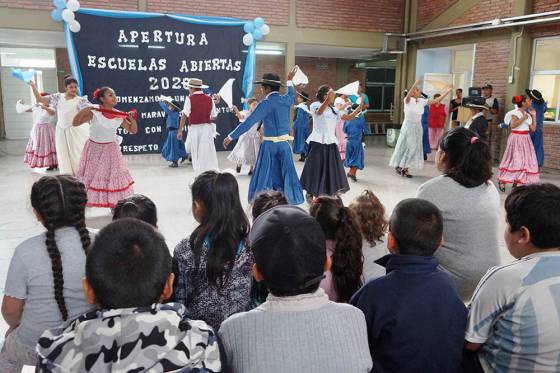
[365,67,395,113]
[530,36,560,124]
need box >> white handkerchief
[21,366,35,373]
[336,81,359,96]
[217,78,235,108]
[292,65,309,86]
[16,100,33,114]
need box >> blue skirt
[249,141,304,205]
[292,126,309,154]
[530,129,544,167]
[422,120,431,155]
[161,129,187,162]
[344,139,365,169]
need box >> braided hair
[30,175,90,321]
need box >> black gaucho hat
[255,73,284,87]
[526,89,545,104]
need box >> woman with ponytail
[173,171,253,330]
[416,127,500,301]
[29,75,91,175]
[300,85,362,202]
[0,175,93,371]
[310,196,364,303]
[73,86,137,208]
[497,94,540,192]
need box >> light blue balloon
[254,17,265,28]
[53,0,67,9]
[51,8,63,22]
[252,29,263,41]
[243,22,254,34]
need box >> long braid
[31,175,88,321]
[45,222,69,321]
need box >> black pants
[462,350,484,373]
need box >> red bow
[93,88,101,100]
[514,95,522,103]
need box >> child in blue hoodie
[343,104,370,182]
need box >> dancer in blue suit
[159,98,187,168]
[344,105,370,182]
[292,91,311,161]
[224,69,304,205]
[526,89,546,169]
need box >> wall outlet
[508,75,513,84]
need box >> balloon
[66,0,80,12]
[252,29,263,41]
[243,22,254,34]
[242,33,254,46]
[53,0,67,9]
[261,24,270,35]
[254,17,265,28]
[62,9,75,22]
[69,20,81,33]
[51,8,63,22]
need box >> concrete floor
[1,136,560,335]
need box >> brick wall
[533,0,560,13]
[543,125,560,170]
[147,0,289,25]
[451,0,513,26]
[296,0,402,32]
[417,0,457,30]
[0,0,138,10]
[55,48,71,91]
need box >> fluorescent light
[256,49,283,55]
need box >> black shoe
[498,182,506,193]
[47,166,57,171]
[395,167,402,175]
[180,156,188,164]
[401,169,413,178]
[236,165,241,173]
[347,173,357,182]
[169,162,178,168]
[424,154,428,161]
[248,171,253,176]
[299,154,306,162]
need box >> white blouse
[89,110,123,143]
[307,101,340,145]
[403,97,427,124]
[505,108,532,132]
[49,93,90,129]
[32,106,54,125]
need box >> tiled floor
[1,136,559,337]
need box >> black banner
[69,11,249,154]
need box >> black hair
[94,86,113,103]
[389,198,443,256]
[316,85,337,116]
[512,94,528,108]
[30,175,91,321]
[310,196,363,303]
[261,73,281,93]
[439,127,492,188]
[113,194,158,227]
[456,88,463,93]
[505,183,560,249]
[246,97,258,106]
[86,218,171,309]
[433,93,442,99]
[251,190,288,220]
[298,91,309,101]
[63,75,78,87]
[190,171,250,288]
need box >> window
[531,37,560,122]
[0,47,56,68]
[365,68,395,112]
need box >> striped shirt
[465,251,560,372]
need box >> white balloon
[62,9,75,22]
[66,0,81,12]
[69,20,81,33]
[261,24,270,36]
[242,33,254,46]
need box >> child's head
[310,196,363,302]
[247,97,258,112]
[349,190,388,247]
[190,171,250,287]
[113,194,158,227]
[63,75,78,96]
[296,91,309,104]
[250,205,328,297]
[388,198,443,256]
[84,218,173,309]
[433,93,441,103]
[437,127,492,188]
[167,100,181,112]
[512,94,531,109]
[251,190,288,221]
[30,175,91,320]
[93,86,117,107]
[504,183,560,259]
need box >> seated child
[219,205,373,373]
[351,198,467,373]
[464,183,560,373]
[349,190,389,280]
[113,194,158,227]
[36,218,225,372]
[249,190,289,308]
